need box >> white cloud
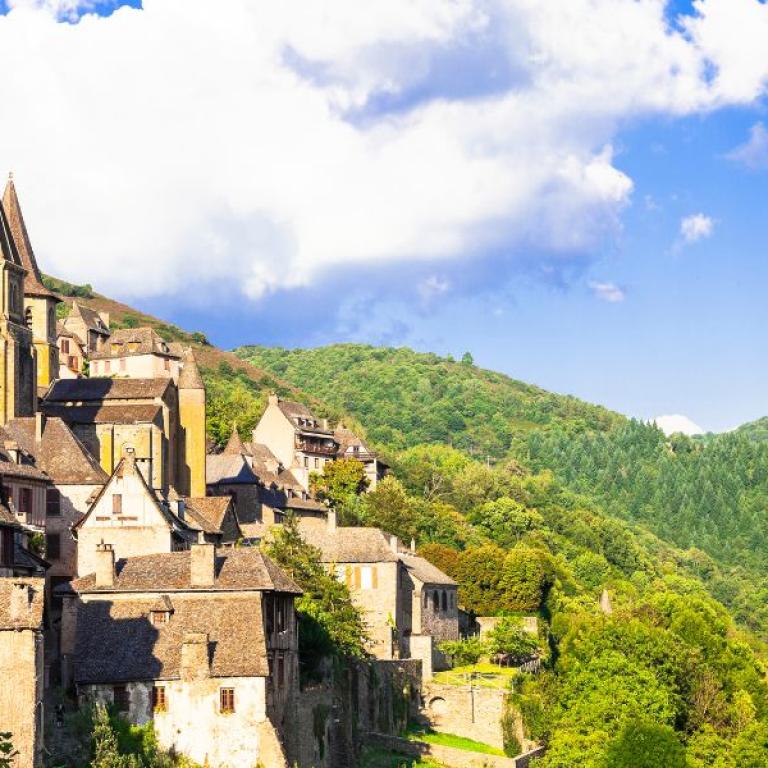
[0,0,766,302]
[590,281,625,303]
[728,122,768,170]
[653,414,705,436]
[680,213,714,243]
[418,275,450,304]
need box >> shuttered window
[219,688,235,714]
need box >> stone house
[61,543,301,768]
[56,322,86,379]
[2,176,61,391]
[58,301,110,357]
[89,327,182,381]
[334,425,388,490]
[0,576,45,768]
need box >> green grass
[359,746,447,768]
[432,662,519,689]
[406,727,505,757]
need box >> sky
[1,0,768,433]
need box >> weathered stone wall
[419,585,459,642]
[47,484,101,581]
[0,628,43,768]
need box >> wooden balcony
[295,439,338,456]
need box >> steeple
[223,424,247,455]
[2,174,59,300]
[0,187,22,268]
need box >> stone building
[334,425,388,490]
[0,576,45,768]
[2,176,61,391]
[56,322,86,379]
[61,544,301,768]
[0,183,36,425]
[89,327,182,381]
[58,301,110,356]
[0,503,48,579]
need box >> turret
[177,347,206,497]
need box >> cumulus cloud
[654,414,705,436]
[0,0,766,302]
[590,281,625,303]
[728,122,768,170]
[680,213,715,243]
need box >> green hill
[234,344,622,457]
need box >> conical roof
[0,194,22,268]
[2,175,60,300]
[223,424,247,455]
[178,347,204,390]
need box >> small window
[45,533,60,561]
[303,456,309,468]
[46,488,61,517]
[219,687,235,714]
[112,494,122,515]
[277,598,286,634]
[113,685,129,713]
[314,458,319,469]
[119,358,126,372]
[104,360,111,374]
[151,611,169,625]
[360,566,373,590]
[152,686,166,712]
[24,307,32,329]
[441,591,447,612]
[164,358,170,371]
[61,339,70,354]
[423,591,429,608]
[18,488,32,516]
[432,592,439,612]
[68,355,77,370]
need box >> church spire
[2,174,59,300]
[223,423,247,455]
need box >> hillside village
[0,176,541,768]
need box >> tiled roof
[73,593,268,683]
[57,321,85,346]
[178,348,204,390]
[285,496,327,513]
[0,192,22,267]
[44,377,171,403]
[206,453,259,485]
[70,302,110,335]
[222,426,248,456]
[400,553,456,586]
[277,398,316,421]
[2,178,60,300]
[298,521,399,563]
[183,497,236,535]
[42,404,163,426]
[0,457,50,481]
[0,577,45,630]
[0,417,108,485]
[91,327,180,360]
[70,548,302,594]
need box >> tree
[600,721,687,768]
[500,547,553,612]
[440,637,487,666]
[453,544,507,615]
[461,352,474,366]
[311,457,369,515]
[91,705,140,768]
[360,476,415,540]
[469,497,543,549]
[487,618,539,663]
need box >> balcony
[295,439,338,456]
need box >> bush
[487,618,539,663]
[439,637,488,666]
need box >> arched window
[441,591,447,612]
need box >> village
[0,175,544,768]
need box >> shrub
[439,637,488,666]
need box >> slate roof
[70,302,110,335]
[73,594,268,684]
[70,548,302,594]
[0,191,22,267]
[399,553,456,586]
[222,426,248,455]
[44,377,171,403]
[206,453,259,485]
[91,327,180,360]
[57,321,85,346]
[0,457,50,482]
[0,417,108,485]
[178,348,204,390]
[183,497,237,536]
[285,496,327,513]
[297,521,399,563]
[2,178,60,300]
[43,404,163,426]
[277,398,316,422]
[0,578,45,631]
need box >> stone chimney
[180,632,210,680]
[268,393,279,407]
[190,543,215,587]
[35,412,45,444]
[389,534,399,554]
[95,542,115,588]
[4,440,21,464]
[321,418,329,431]
[327,509,337,533]
[10,582,32,622]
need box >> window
[91,361,98,375]
[68,355,77,370]
[314,458,319,469]
[45,533,60,561]
[152,686,166,712]
[113,685,129,712]
[119,358,126,372]
[276,597,286,634]
[104,360,111,374]
[112,494,122,515]
[46,489,61,517]
[423,591,429,608]
[61,339,70,354]
[360,566,373,590]
[164,358,170,371]
[219,688,235,714]
[0,528,13,566]
[432,591,439,612]
[24,306,32,329]
[441,591,447,612]
[303,456,309,468]
[277,653,285,686]
[18,488,32,516]
[151,611,169,625]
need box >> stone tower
[0,190,36,424]
[177,347,206,497]
[2,175,61,389]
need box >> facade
[62,544,301,768]
[0,577,45,768]
[334,425,388,490]
[56,322,86,379]
[89,327,182,381]
[2,177,61,391]
[59,301,110,356]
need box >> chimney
[95,542,115,588]
[268,393,278,407]
[190,543,215,587]
[327,509,337,533]
[4,441,21,465]
[10,582,32,621]
[98,311,110,329]
[389,534,399,554]
[410,538,416,553]
[180,632,210,680]
[35,412,45,443]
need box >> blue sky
[2,0,768,433]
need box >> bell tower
[2,174,61,389]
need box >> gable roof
[57,320,85,346]
[70,547,301,594]
[44,377,171,404]
[91,327,180,360]
[0,416,108,485]
[399,553,456,586]
[73,593,267,684]
[2,177,60,300]
[0,578,45,631]
[69,302,110,335]
[183,497,238,536]
[0,192,22,267]
[206,453,259,486]
[297,520,399,563]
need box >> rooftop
[297,520,399,563]
[44,377,171,404]
[183,497,237,536]
[91,327,180,360]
